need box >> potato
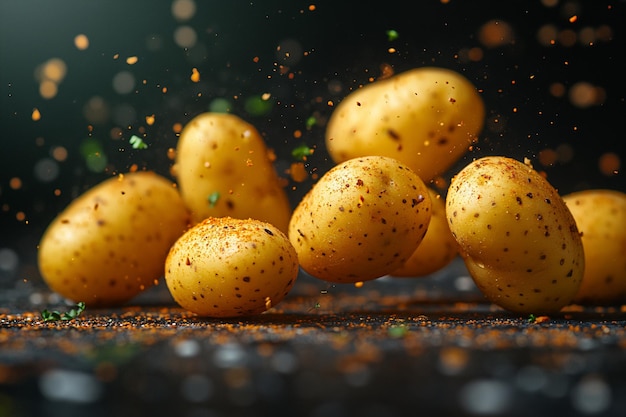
[173,112,291,232]
[391,188,458,277]
[288,155,432,283]
[325,67,485,182]
[38,172,190,306]
[562,189,626,305]
[165,216,298,317]
[446,156,584,314]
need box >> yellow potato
[288,156,432,283]
[563,189,626,305]
[173,112,291,232]
[165,216,298,317]
[446,156,584,314]
[391,188,458,277]
[325,67,485,182]
[38,172,190,306]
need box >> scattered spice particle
[190,68,200,82]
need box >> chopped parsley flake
[305,116,317,129]
[42,302,86,322]
[292,144,313,161]
[386,29,399,41]
[207,191,221,207]
[129,135,148,150]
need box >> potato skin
[174,112,291,232]
[165,217,298,317]
[288,156,432,283]
[38,172,190,306]
[446,156,584,314]
[325,67,485,182]
[563,190,626,305]
[391,188,458,277]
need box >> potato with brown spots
[563,189,626,305]
[38,172,190,306]
[173,112,291,232]
[446,156,584,314]
[325,67,485,183]
[165,216,298,317]
[288,156,432,283]
[391,188,458,277]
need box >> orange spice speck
[190,68,200,82]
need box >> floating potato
[38,172,190,306]
[173,112,291,232]
[391,188,458,277]
[288,156,432,283]
[446,156,584,314]
[563,189,626,305]
[325,67,485,182]
[165,216,299,317]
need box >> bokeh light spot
[171,0,196,21]
[209,98,232,113]
[598,152,620,176]
[478,20,514,48]
[34,158,60,183]
[74,34,89,50]
[112,71,136,94]
[174,26,197,48]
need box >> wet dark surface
[2,260,626,417]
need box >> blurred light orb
[112,103,137,127]
[478,19,514,48]
[209,98,232,113]
[0,248,19,273]
[112,71,136,94]
[174,25,197,48]
[275,39,304,66]
[83,96,110,125]
[34,158,60,183]
[171,0,196,21]
[74,34,89,50]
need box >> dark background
[1,0,624,290]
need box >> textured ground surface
[1,260,625,417]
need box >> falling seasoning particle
[145,114,155,125]
[32,108,41,121]
[207,191,220,207]
[291,144,313,161]
[386,29,399,41]
[190,68,200,82]
[126,56,139,65]
[129,135,148,150]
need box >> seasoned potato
[165,216,298,317]
[391,188,458,277]
[325,67,485,182]
[173,112,291,232]
[446,156,584,314]
[38,172,190,306]
[563,189,626,305]
[288,156,432,283]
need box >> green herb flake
[292,144,313,161]
[386,29,400,42]
[305,116,317,129]
[207,191,221,207]
[527,313,536,323]
[42,302,86,322]
[388,324,408,338]
[129,135,148,150]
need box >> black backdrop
[1,0,624,288]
